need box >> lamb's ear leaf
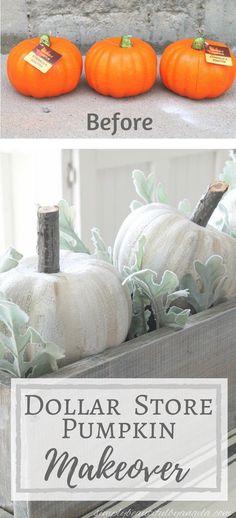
[156,183,169,204]
[220,154,236,188]
[166,289,189,307]
[132,170,156,204]
[130,200,143,212]
[178,199,192,217]
[0,247,23,273]
[195,255,226,282]
[28,352,59,378]
[124,236,146,276]
[180,255,227,313]
[91,228,112,263]
[127,288,150,339]
[124,268,190,331]
[58,199,90,254]
[164,306,190,330]
[0,299,29,358]
[0,294,64,378]
[0,360,18,377]
[210,202,236,237]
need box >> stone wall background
[2,0,236,54]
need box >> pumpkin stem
[120,35,133,48]
[37,206,60,273]
[191,37,206,51]
[40,34,51,47]
[190,181,229,227]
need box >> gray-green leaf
[156,183,169,204]
[124,236,146,277]
[0,292,64,378]
[0,247,23,273]
[91,227,112,263]
[130,200,143,212]
[58,200,90,254]
[128,288,150,339]
[178,199,192,217]
[132,170,156,204]
[180,255,227,313]
[220,155,236,188]
[124,268,189,331]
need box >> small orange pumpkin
[7,34,83,98]
[85,35,157,98]
[160,37,236,100]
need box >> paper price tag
[205,43,233,67]
[24,43,62,73]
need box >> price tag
[24,43,62,73]
[205,43,233,67]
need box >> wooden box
[1,298,236,518]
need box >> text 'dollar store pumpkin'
[7,34,83,98]
[85,35,158,98]
[160,37,236,100]
[0,207,132,366]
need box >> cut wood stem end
[37,205,60,274]
[190,180,229,227]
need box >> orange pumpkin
[85,35,157,98]
[160,37,236,100]
[7,35,83,98]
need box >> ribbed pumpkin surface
[160,38,236,100]
[85,37,157,98]
[113,203,236,297]
[0,252,132,365]
[7,37,83,98]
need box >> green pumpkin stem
[120,35,133,48]
[40,34,51,47]
[192,37,206,50]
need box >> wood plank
[0,383,13,513]
[44,298,236,431]
[1,298,235,518]
[14,501,102,518]
[0,508,13,518]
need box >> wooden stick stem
[37,206,60,273]
[190,181,229,227]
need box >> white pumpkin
[113,203,236,297]
[0,251,132,365]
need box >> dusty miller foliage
[180,256,227,313]
[131,153,236,238]
[0,176,231,379]
[123,237,190,339]
[58,200,113,261]
[127,167,232,336]
[0,291,64,378]
[0,251,64,378]
[212,151,236,238]
[0,247,23,273]
[58,200,90,253]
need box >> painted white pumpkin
[113,203,236,297]
[0,251,132,365]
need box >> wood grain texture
[0,382,13,514]
[1,298,235,518]
[191,180,229,227]
[0,509,13,518]
[37,206,60,274]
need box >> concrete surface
[2,0,236,54]
[1,55,236,139]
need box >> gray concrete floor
[1,55,236,139]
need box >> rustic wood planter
[1,298,236,518]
